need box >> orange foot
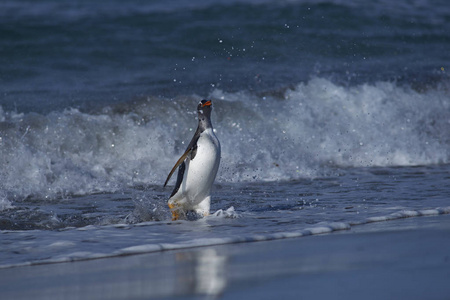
[168,203,180,221]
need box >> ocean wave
[0,78,449,199]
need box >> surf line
[1,206,450,270]
[117,206,450,255]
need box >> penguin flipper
[170,161,185,198]
[164,126,201,187]
[164,148,192,187]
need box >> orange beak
[202,100,212,107]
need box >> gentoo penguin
[164,99,221,220]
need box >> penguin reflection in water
[164,100,221,220]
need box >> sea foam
[0,78,449,199]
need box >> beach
[1,214,449,300]
[1,1,449,299]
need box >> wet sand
[1,214,450,300]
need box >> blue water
[2,0,449,112]
[0,0,449,269]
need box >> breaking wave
[1,78,449,200]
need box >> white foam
[0,193,14,211]
[119,244,163,254]
[211,206,240,218]
[47,241,76,249]
[0,78,449,199]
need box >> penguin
[164,99,221,220]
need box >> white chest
[183,128,221,199]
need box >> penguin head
[197,99,212,117]
[197,99,213,129]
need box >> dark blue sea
[0,0,449,284]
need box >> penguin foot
[168,203,180,221]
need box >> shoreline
[1,213,450,299]
[1,206,449,270]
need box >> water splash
[0,78,449,200]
